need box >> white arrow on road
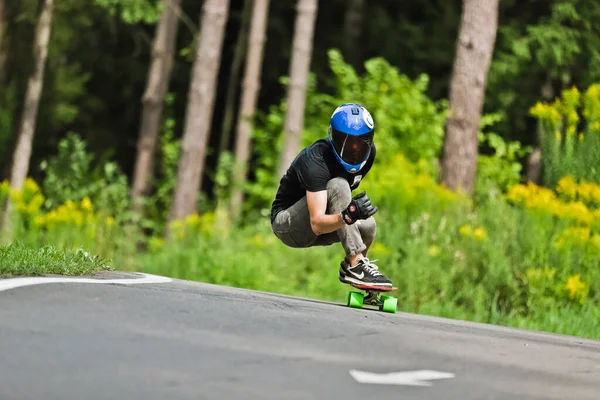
[349,369,455,387]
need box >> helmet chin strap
[347,160,367,173]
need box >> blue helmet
[328,103,375,173]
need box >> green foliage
[322,49,448,163]
[214,151,235,205]
[530,84,600,187]
[46,63,91,129]
[0,82,17,162]
[245,49,448,216]
[40,133,130,219]
[513,2,585,83]
[486,0,600,143]
[475,113,531,202]
[94,0,163,24]
[143,93,181,230]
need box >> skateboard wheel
[380,296,397,313]
[347,292,364,309]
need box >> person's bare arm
[306,190,345,235]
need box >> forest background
[1,0,600,340]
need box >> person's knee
[326,177,351,205]
[360,217,377,239]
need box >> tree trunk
[168,0,230,223]
[440,0,498,195]
[343,0,364,68]
[131,0,181,203]
[230,0,270,220]
[9,0,53,190]
[527,76,554,184]
[218,0,252,156]
[277,0,318,180]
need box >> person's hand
[341,192,378,225]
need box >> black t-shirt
[270,139,376,223]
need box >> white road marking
[349,369,455,387]
[0,273,172,292]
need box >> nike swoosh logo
[349,270,364,279]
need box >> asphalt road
[1,275,599,400]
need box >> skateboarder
[270,103,393,287]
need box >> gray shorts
[271,177,376,261]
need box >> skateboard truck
[346,283,398,313]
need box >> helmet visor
[331,129,374,166]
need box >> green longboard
[346,283,398,313]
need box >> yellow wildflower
[33,215,46,227]
[105,216,116,227]
[506,183,529,203]
[10,189,22,203]
[185,213,201,229]
[553,227,590,249]
[558,201,594,224]
[550,108,562,124]
[473,227,488,241]
[371,242,390,257]
[23,178,40,194]
[459,225,473,237]
[530,102,549,117]
[0,180,10,196]
[577,181,600,205]
[169,219,185,240]
[428,245,441,257]
[80,196,93,211]
[565,274,587,304]
[589,235,600,249]
[568,111,579,125]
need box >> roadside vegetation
[0,242,110,277]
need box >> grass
[0,242,111,277]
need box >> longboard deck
[348,283,397,292]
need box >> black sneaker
[339,257,393,287]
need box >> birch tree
[131,0,181,203]
[9,0,54,190]
[230,0,270,220]
[277,0,318,179]
[168,0,230,223]
[440,0,499,195]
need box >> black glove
[341,192,378,225]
